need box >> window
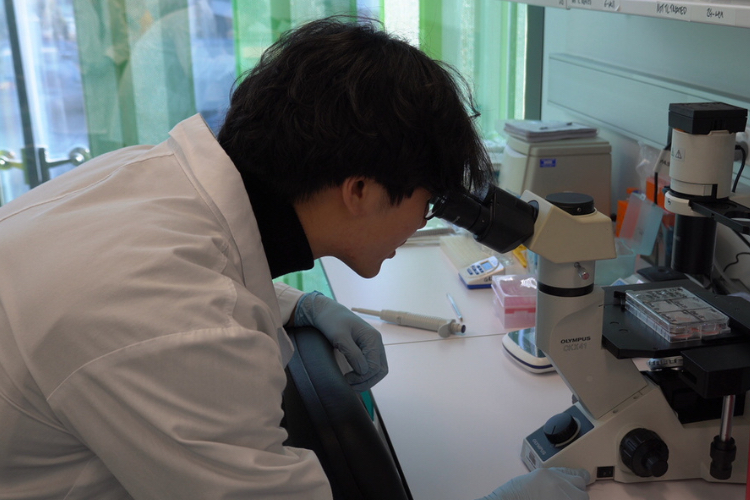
[0,0,539,292]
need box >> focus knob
[543,412,580,447]
[620,428,669,478]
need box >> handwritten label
[655,2,690,18]
[696,6,737,25]
[602,0,619,11]
[569,0,594,8]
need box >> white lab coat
[0,115,332,499]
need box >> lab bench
[321,246,746,500]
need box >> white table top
[321,247,503,344]
[321,246,746,500]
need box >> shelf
[519,0,750,28]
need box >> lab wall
[540,8,750,213]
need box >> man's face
[344,186,431,279]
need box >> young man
[0,17,588,500]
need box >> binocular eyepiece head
[428,184,538,254]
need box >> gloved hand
[476,468,591,500]
[294,292,388,392]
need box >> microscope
[429,102,750,484]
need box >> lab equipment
[500,134,612,216]
[428,104,750,486]
[594,237,637,286]
[664,102,750,282]
[617,191,665,255]
[515,190,749,485]
[624,286,730,342]
[596,191,664,285]
[446,293,463,321]
[502,329,554,374]
[714,208,750,291]
[439,234,526,286]
[503,120,597,142]
[491,274,537,330]
[428,183,537,256]
[352,308,465,338]
[458,255,504,289]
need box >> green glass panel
[419,0,442,60]
[132,0,197,144]
[73,0,196,156]
[232,0,356,76]
[73,1,126,154]
[416,0,528,139]
[232,0,284,76]
[275,259,334,299]
[233,0,357,297]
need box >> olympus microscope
[429,102,750,484]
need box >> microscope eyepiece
[428,185,538,254]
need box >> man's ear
[340,176,379,216]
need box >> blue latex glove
[294,292,388,392]
[477,468,591,500]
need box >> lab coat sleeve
[275,282,306,325]
[47,326,332,500]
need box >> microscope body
[518,190,750,484]
[430,103,750,484]
[664,102,749,279]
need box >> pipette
[352,307,465,338]
[446,293,463,321]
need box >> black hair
[218,16,493,204]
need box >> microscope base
[521,379,749,484]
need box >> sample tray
[624,286,730,342]
[602,280,750,359]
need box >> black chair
[282,326,411,500]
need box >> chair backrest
[282,326,411,500]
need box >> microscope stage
[602,279,750,359]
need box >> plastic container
[619,192,665,256]
[624,287,730,342]
[492,274,537,329]
[595,237,636,285]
